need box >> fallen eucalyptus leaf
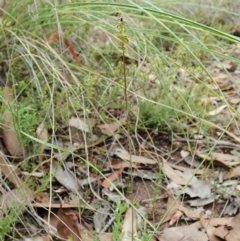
[160,226,208,241]
[116,153,157,164]
[2,86,25,158]
[93,203,111,232]
[208,104,227,116]
[97,117,126,136]
[69,116,90,132]
[52,160,81,194]
[121,207,137,241]
[163,161,193,185]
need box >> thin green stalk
[117,11,134,241]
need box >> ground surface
[1,1,240,241]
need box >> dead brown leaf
[23,235,51,241]
[80,232,113,241]
[2,86,25,158]
[0,148,33,217]
[213,225,229,241]
[107,160,137,169]
[229,98,240,105]
[191,217,233,228]
[98,233,113,241]
[0,187,34,217]
[165,197,200,225]
[163,196,181,225]
[170,163,211,175]
[159,226,208,241]
[43,209,59,235]
[57,208,81,241]
[200,97,219,105]
[224,167,240,180]
[215,213,240,241]
[52,160,81,194]
[208,152,237,164]
[0,150,23,187]
[116,153,157,164]
[200,214,220,241]
[69,116,92,132]
[169,210,183,226]
[101,167,124,189]
[32,202,93,209]
[34,192,50,204]
[208,105,227,116]
[36,123,48,162]
[121,207,137,241]
[97,117,126,136]
[178,205,200,220]
[192,216,234,241]
[163,160,193,185]
[196,152,232,170]
[36,123,48,142]
[0,148,34,217]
